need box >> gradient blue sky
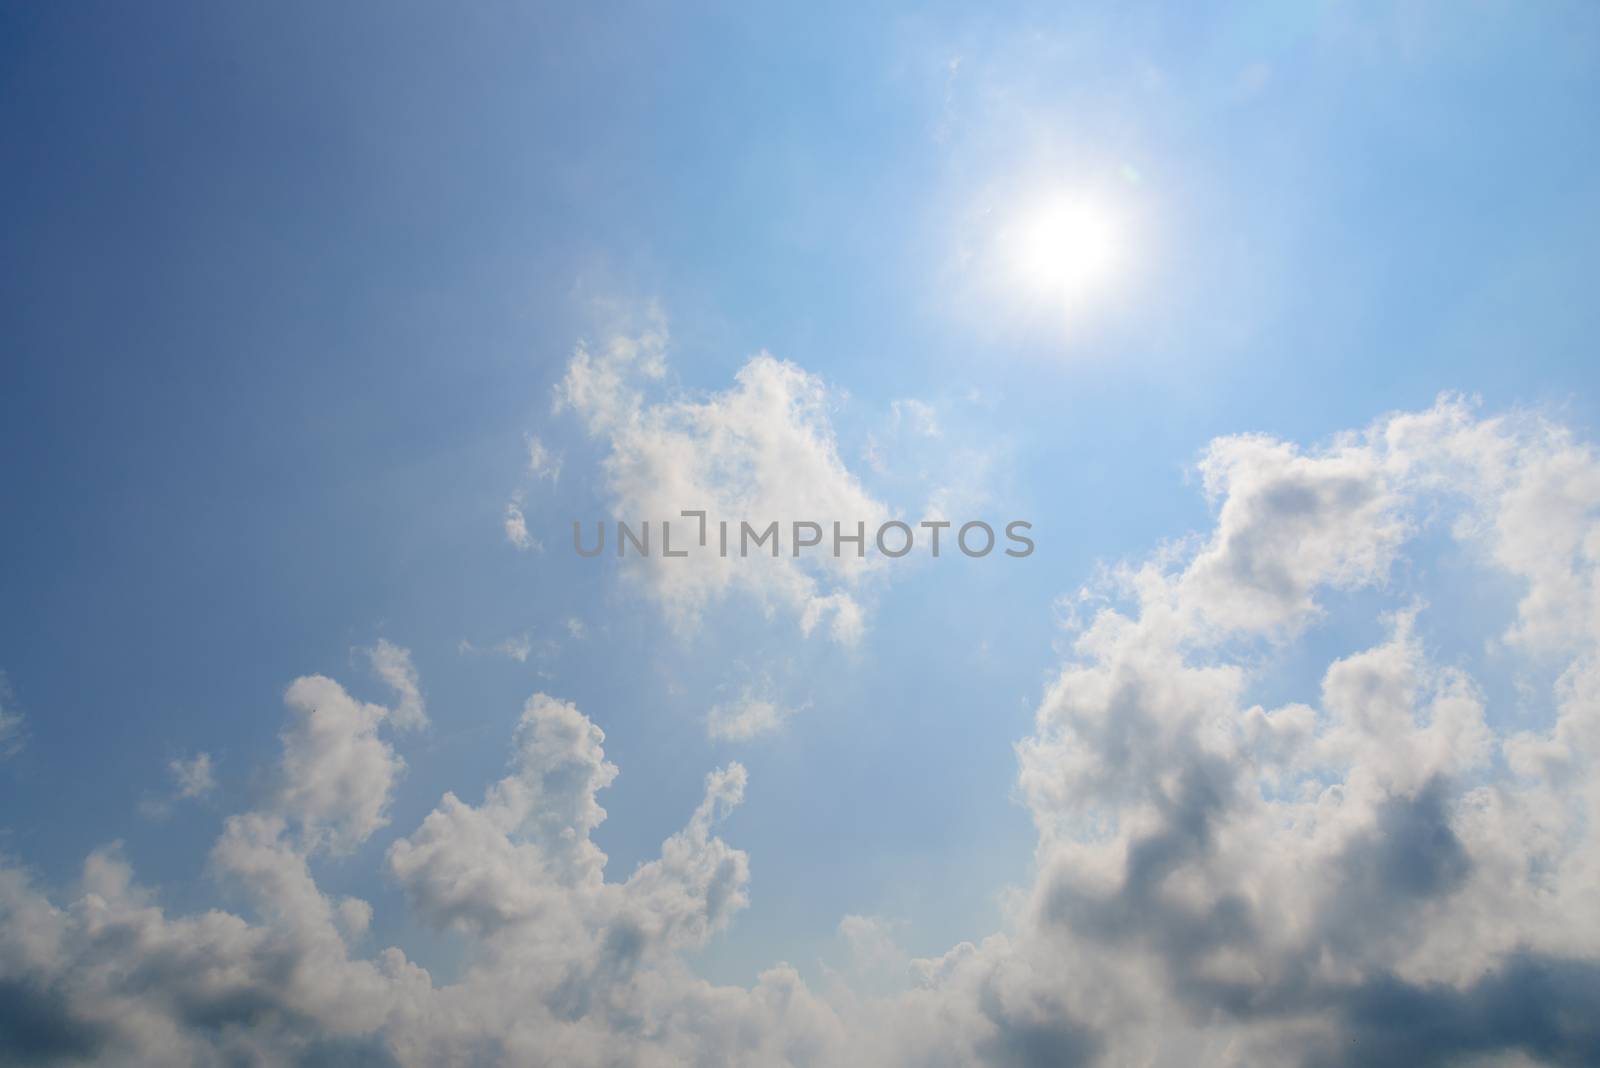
[3,0,1600,1013]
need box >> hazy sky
[3,3,1600,1065]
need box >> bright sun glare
[1006,194,1123,310]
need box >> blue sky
[3,4,1600,1065]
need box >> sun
[1004,193,1124,310]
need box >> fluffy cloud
[275,674,407,855]
[554,315,887,644]
[0,658,803,1067]
[978,396,1600,1066]
[6,396,1600,1065]
[0,647,433,1067]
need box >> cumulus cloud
[0,658,798,1066]
[977,396,1600,1066]
[272,641,425,853]
[554,313,887,644]
[274,678,403,854]
[6,397,1600,1065]
[0,648,432,1066]
[833,915,913,995]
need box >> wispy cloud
[524,434,562,483]
[365,639,428,731]
[459,631,553,665]
[706,689,796,742]
[503,500,539,552]
[0,671,22,760]
[168,752,216,800]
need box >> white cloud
[387,693,620,936]
[921,443,999,525]
[460,632,548,664]
[0,714,19,760]
[6,398,1600,1065]
[551,304,669,434]
[0,653,428,1066]
[366,639,428,731]
[525,434,563,483]
[504,500,539,552]
[275,675,405,854]
[977,395,1600,1065]
[864,392,999,525]
[268,641,424,853]
[495,634,534,663]
[889,398,941,438]
[836,915,911,992]
[168,752,216,800]
[706,689,795,741]
[140,754,214,823]
[555,313,887,644]
[0,671,22,760]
